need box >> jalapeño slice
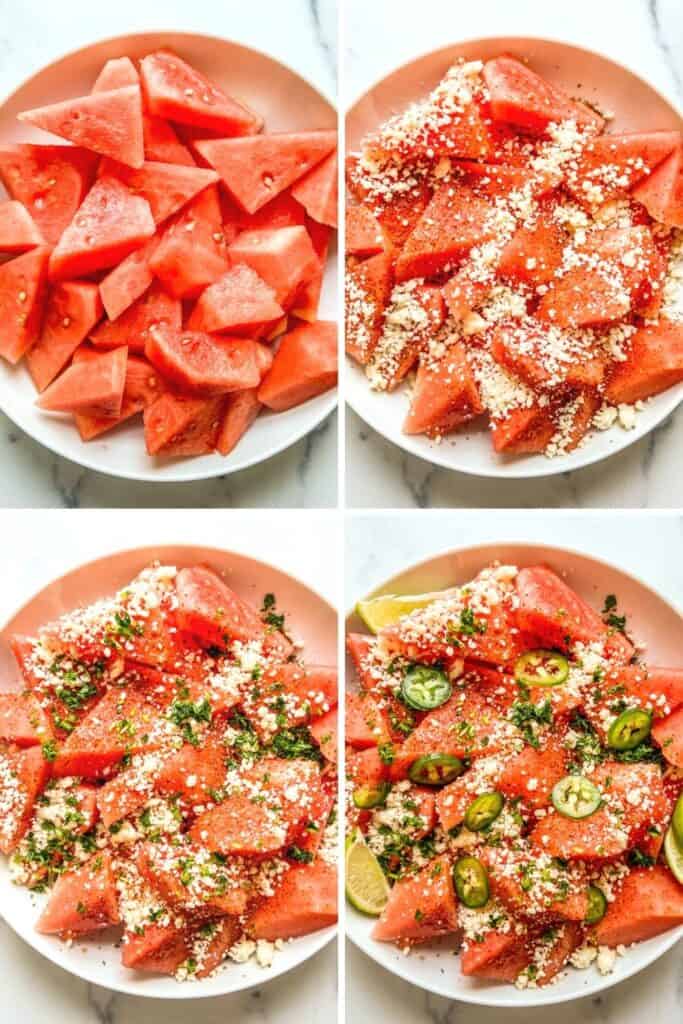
[464,791,504,832]
[401,665,452,711]
[515,649,569,687]
[607,708,652,751]
[585,884,607,925]
[408,753,464,786]
[353,783,390,809]
[551,775,601,819]
[453,856,489,908]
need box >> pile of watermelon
[0,50,338,459]
[346,54,683,458]
[346,563,683,987]
[0,564,337,977]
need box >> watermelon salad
[345,54,683,460]
[0,563,338,980]
[0,50,338,460]
[345,563,683,990]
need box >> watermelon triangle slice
[73,350,164,440]
[98,159,218,224]
[257,320,337,411]
[49,176,155,281]
[0,144,98,245]
[140,51,262,136]
[148,186,228,299]
[633,146,683,228]
[18,86,145,169]
[483,56,604,135]
[569,131,681,205]
[0,200,45,252]
[26,281,104,391]
[188,264,283,336]
[99,235,158,322]
[91,57,139,92]
[37,345,128,416]
[144,391,227,457]
[290,151,338,227]
[195,131,338,214]
[90,280,181,355]
[0,246,51,364]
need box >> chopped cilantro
[509,699,552,749]
[286,845,314,863]
[168,697,212,746]
[41,740,57,763]
[378,742,395,765]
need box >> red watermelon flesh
[37,345,127,417]
[36,851,120,936]
[215,387,262,456]
[515,564,607,650]
[605,320,683,404]
[248,862,337,940]
[491,404,556,455]
[372,855,458,943]
[148,185,228,299]
[121,921,190,974]
[175,564,264,646]
[143,391,226,456]
[292,219,331,322]
[145,324,261,394]
[0,200,45,252]
[290,150,338,227]
[49,176,155,281]
[90,280,181,354]
[536,265,631,329]
[18,86,145,169]
[633,145,683,228]
[258,320,337,411]
[403,341,484,437]
[0,246,51,364]
[345,251,393,364]
[236,191,306,232]
[98,158,218,225]
[26,280,103,391]
[74,353,164,440]
[228,225,318,308]
[99,235,158,321]
[91,57,139,92]
[0,144,98,245]
[0,744,51,854]
[188,264,283,336]
[568,131,681,205]
[195,130,337,214]
[483,56,604,135]
[140,50,261,136]
[346,204,385,258]
[0,692,53,747]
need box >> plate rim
[345,33,683,480]
[0,29,338,484]
[0,541,338,999]
[345,538,683,1005]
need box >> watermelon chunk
[605,320,683,404]
[461,929,529,981]
[632,145,683,228]
[491,403,556,455]
[595,866,683,946]
[36,851,120,936]
[195,131,337,214]
[498,211,567,286]
[536,266,631,329]
[244,663,337,739]
[291,150,338,228]
[652,706,683,768]
[155,730,228,809]
[18,86,145,168]
[310,707,338,763]
[148,186,228,299]
[228,225,318,307]
[394,184,496,282]
[90,280,181,355]
[92,57,139,92]
[372,855,458,943]
[490,323,604,391]
[498,734,568,809]
[403,341,484,436]
[138,840,248,917]
[49,176,155,280]
[346,205,385,258]
[515,565,608,650]
[0,200,45,252]
[248,861,337,940]
[143,392,226,457]
[99,236,158,322]
[482,56,604,135]
[568,131,681,205]
[26,281,103,391]
[0,692,53,747]
[74,353,163,440]
[188,264,283,336]
[122,921,190,974]
[0,744,51,853]
[99,158,219,225]
[215,389,262,456]
[193,917,242,978]
[37,346,127,417]
[140,50,261,136]
[257,320,337,411]
[145,324,260,394]
[0,144,98,245]
[175,565,263,646]
[346,692,391,748]
[0,246,51,363]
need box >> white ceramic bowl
[345,541,683,1005]
[0,544,337,997]
[346,36,683,479]
[0,32,337,482]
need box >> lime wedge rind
[356,586,458,634]
[664,826,683,885]
[345,831,390,916]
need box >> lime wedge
[345,830,390,916]
[356,587,458,634]
[664,826,683,885]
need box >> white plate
[0,32,337,482]
[346,36,683,479]
[0,543,337,997]
[346,541,683,1005]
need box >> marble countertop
[0,509,339,1021]
[0,0,338,508]
[345,0,683,508]
[345,509,683,1022]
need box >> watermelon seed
[62,317,71,328]
[184,88,194,97]
[17,290,27,303]
[47,178,57,188]
[262,174,274,190]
